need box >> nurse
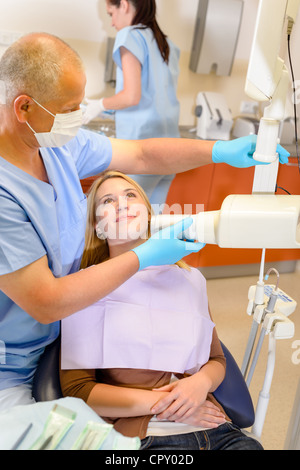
[0,32,289,411]
[83,0,181,210]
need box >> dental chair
[213,343,255,429]
[32,336,63,403]
[32,337,255,429]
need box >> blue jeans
[140,423,264,451]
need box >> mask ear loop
[25,120,37,134]
[30,97,56,117]
[25,97,56,134]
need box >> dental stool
[32,338,255,429]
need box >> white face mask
[26,98,83,148]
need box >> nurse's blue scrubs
[0,129,112,395]
[113,26,180,210]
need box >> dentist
[0,32,289,410]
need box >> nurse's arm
[108,137,215,175]
[0,253,139,324]
[102,47,142,110]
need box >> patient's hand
[150,375,226,428]
[171,399,226,428]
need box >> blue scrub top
[0,129,112,390]
[113,26,181,139]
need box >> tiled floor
[205,266,300,450]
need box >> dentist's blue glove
[132,217,205,271]
[212,135,290,168]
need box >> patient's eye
[103,197,114,205]
[126,192,136,199]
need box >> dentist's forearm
[109,137,215,176]
[139,138,215,174]
[0,251,140,324]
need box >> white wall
[0,0,299,125]
[0,0,106,42]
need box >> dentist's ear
[14,95,35,123]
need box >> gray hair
[0,33,84,105]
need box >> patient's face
[95,177,149,244]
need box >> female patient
[60,171,263,451]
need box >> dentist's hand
[212,135,290,168]
[132,218,205,271]
[82,98,106,125]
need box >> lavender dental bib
[61,265,214,374]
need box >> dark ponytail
[108,0,170,63]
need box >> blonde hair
[80,170,189,270]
